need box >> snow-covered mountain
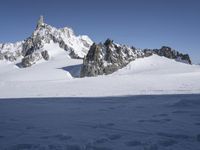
[81,39,145,77]
[0,16,193,76]
[0,16,93,67]
[0,20,199,97]
[80,39,192,77]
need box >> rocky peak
[143,46,192,64]
[104,39,113,47]
[36,15,45,29]
[85,43,101,62]
[0,16,93,67]
[80,39,145,77]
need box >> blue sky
[0,0,199,63]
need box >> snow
[0,53,200,98]
[0,95,200,150]
[0,50,200,150]
[113,55,200,75]
[0,41,24,53]
[57,26,93,58]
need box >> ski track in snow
[0,95,200,150]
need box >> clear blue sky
[0,0,199,63]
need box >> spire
[37,15,44,28]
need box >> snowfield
[0,50,200,98]
[0,95,200,150]
[0,47,200,150]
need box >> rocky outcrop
[0,42,23,61]
[41,50,49,60]
[81,40,192,77]
[21,52,42,67]
[0,53,4,60]
[80,39,145,77]
[143,46,192,64]
[21,50,49,67]
[37,15,44,29]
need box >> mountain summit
[0,16,93,67]
[0,16,192,74]
[37,15,44,29]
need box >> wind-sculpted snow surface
[0,95,200,150]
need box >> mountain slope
[113,55,198,75]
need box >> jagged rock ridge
[144,46,191,64]
[80,39,145,77]
[81,39,192,77]
[0,16,93,67]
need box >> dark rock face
[0,42,23,61]
[21,50,50,67]
[80,39,144,77]
[41,50,50,60]
[22,36,43,57]
[143,49,153,57]
[157,46,191,63]
[144,46,192,64]
[21,52,42,67]
[0,53,4,60]
[0,51,22,62]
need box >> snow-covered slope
[0,54,200,98]
[113,55,199,75]
[0,44,81,82]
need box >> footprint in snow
[125,140,143,147]
[158,139,178,147]
[107,134,122,140]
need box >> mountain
[0,16,193,78]
[80,39,192,77]
[0,16,93,67]
[80,39,145,77]
[0,19,199,97]
[143,46,192,64]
